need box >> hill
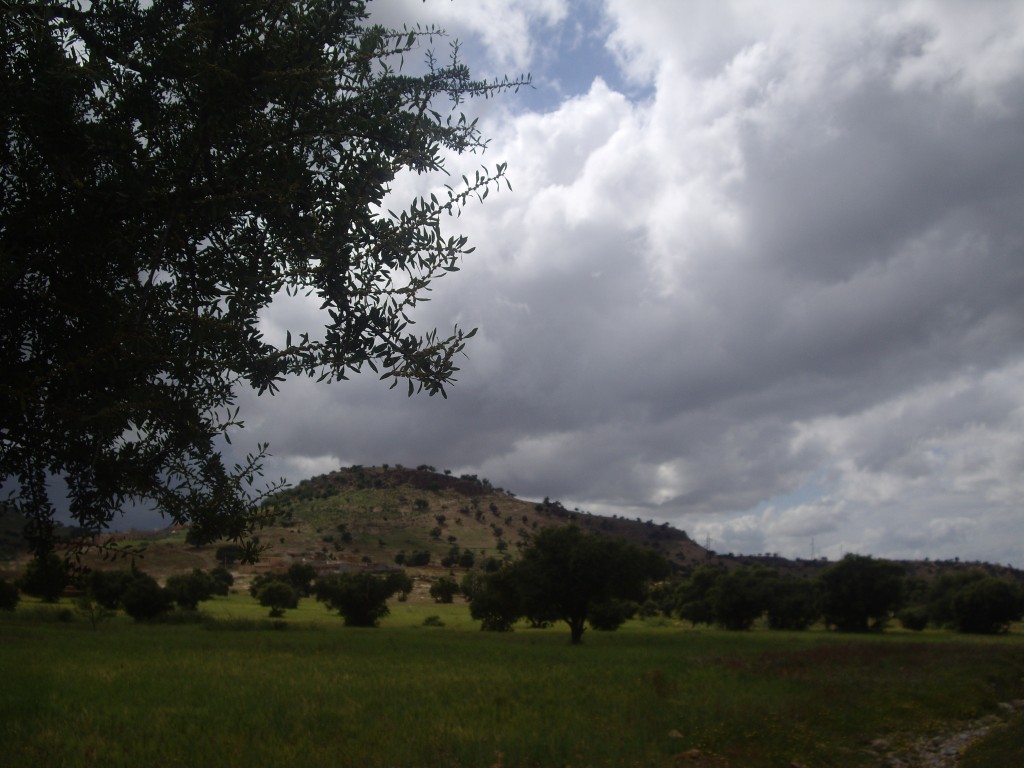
[4,465,1022,589]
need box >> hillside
[4,465,1022,589]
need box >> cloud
[223,1,1024,567]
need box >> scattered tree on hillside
[2,0,528,557]
[314,571,412,627]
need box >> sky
[232,0,1024,568]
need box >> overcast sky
[234,0,1024,567]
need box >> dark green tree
[949,577,1024,634]
[286,562,317,597]
[673,566,723,627]
[1,0,528,556]
[85,568,137,610]
[209,565,235,596]
[120,573,172,621]
[818,554,904,632]
[468,565,523,632]
[764,575,819,631]
[256,579,299,618]
[514,526,669,644]
[165,569,216,610]
[0,578,19,611]
[428,575,459,603]
[17,552,69,603]
[313,570,411,626]
[709,566,772,631]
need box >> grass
[3,599,1024,767]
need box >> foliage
[818,554,904,632]
[120,573,172,621]
[165,569,217,610]
[0,577,19,611]
[467,565,523,632]
[429,575,459,604]
[949,577,1024,634]
[1,0,527,555]
[75,593,115,630]
[313,570,412,626]
[585,598,638,631]
[256,579,299,618]
[897,605,929,632]
[285,562,318,597]
[85,568,137,609]
[209,566,234,596]
[709,566,772,631]
[673,566,724,627]
[512,525,669,643]
[17,552,68,603]
[764,575,819,631]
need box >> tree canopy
[511,525,669,644]
[1,0,527,557]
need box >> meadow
[3,596,1023,767]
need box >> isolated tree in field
[314,571,412,627]
[1,0,528,557]
[257,579,300,618]
[818,554,904,632]
[514,526,669,644]
[209,566,235,596]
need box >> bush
[429,576,459,604]
[0,578,19,611]
[86,569,136,609]
[950,577,1024,634]
[257,579,299,618]
[314,571,412,627]
[765,577,819,631]
[209,566,234,595]
[587,599,637,631]
[121,574,172,621]
[17,552,69,603]
[898,605,929,632]
[422,615,445,627]
[165,569,216,610]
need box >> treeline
[647,554,1024,635]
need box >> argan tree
[1,0,527,557]
[313,570,412,626]
[514,526,669,644]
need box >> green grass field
[3,596,1024,767]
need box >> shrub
[588,599,638,631]
[257,580,299,618]
[314,571,412,627]
[950,577,1024,634]
[86,569,136,609]
[18,552,69,603]
[429,576,459,604]
[121,574,172,621]
[0,578,19,611]
[898,605,929,632]
[165,569,216,610]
